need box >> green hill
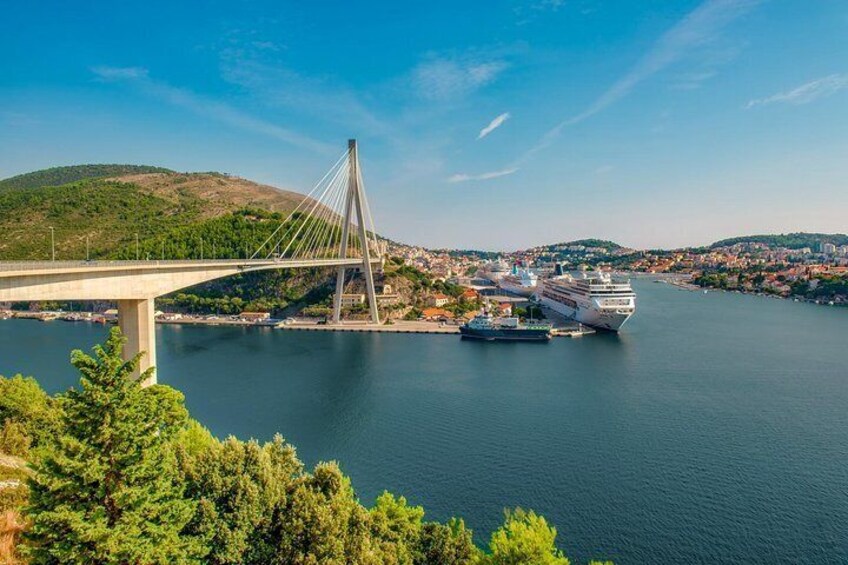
[0,164,173,191]
[710,233,848,250]
[539,239,623,251]
[0,167,309,261]
[0,166,339,314]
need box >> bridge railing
[0,259,268,271]
[0,257,384,272]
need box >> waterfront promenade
[1,310,594,337]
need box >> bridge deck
[0,258,381,277]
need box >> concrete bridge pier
[117,298,157,386]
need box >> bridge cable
[251,149,348,259]
[282,154,349,259]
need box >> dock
[276,320,460,334]
[538,306,596,338]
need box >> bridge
[0,140,384,385]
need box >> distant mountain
[710,233,848,250]
[539,239,624,251]
[0,166,308,260]
[0,164,173,191]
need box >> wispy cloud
[91,66,333,154]
[413,54,508,100]
[218,40,393,138]
[447,168,519,183]
[514,0,574,25]
[478,112,511,139]
[746,74,848,108]
[523,0,761,159]
[93,66,149,80]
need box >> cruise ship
[481,259,510,283]
[538,271,636,331]
[498,266,538,297]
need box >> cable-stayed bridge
[0,140,384,384]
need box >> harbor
[0,310,595,338]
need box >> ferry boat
[460,313,551,342]
[498,266,538,297]
[538,271,636,331]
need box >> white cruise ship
[498,266,538,297]
[538,271,636,331]
[481,259,510,283]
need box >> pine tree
[24,327,205,564]
[484,508,571,565]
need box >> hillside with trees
[0,164,173,191]
[0,166,356,316]
[710,233,848,249]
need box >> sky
[1,0,847,250]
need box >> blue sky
[1,0,847,250]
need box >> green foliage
[555,239,622,250]
[370,492,425,564]
[711,233,848,250]
[24,328,206,564]
[0,375,61,451]
[0,164,172,191]
[512,305,545,320]
[178,434,302,565]
[416,518,479,565]
[273,461,373,564]
[484,509,571,565]
[0,419,31,457]
[0,179,204,260]
[808,276,848,300]
[404,307,423,321]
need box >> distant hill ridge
[539,239,623,250]
[710,233,848,249]
[0,164,174,191]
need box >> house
[421,307,454,321]
[459,288,479,302]
[336,293,365,307]
[159,312,183,321]
[428,293,453,307]
[497,303,513,316]
[377,285,402,306]
[240,311,271,322]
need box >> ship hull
[459,327,551,341]
[497,280,537,297]
[539,295,632,332]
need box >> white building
[337,293,365,307]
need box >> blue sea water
[1,280,846,563]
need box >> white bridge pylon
[252,139,382,324]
